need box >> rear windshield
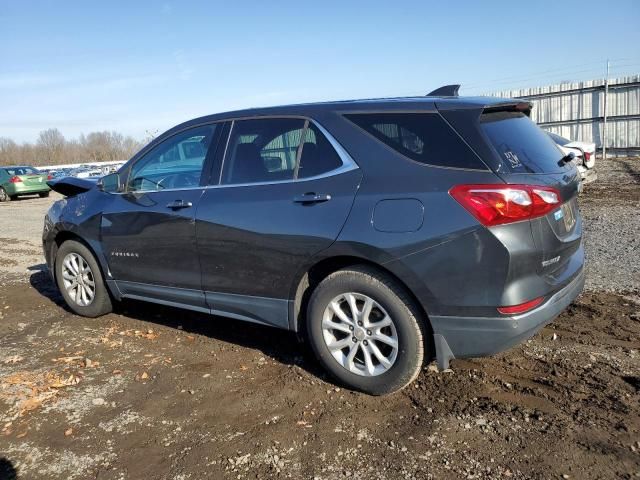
[480,112,565,173]
[5,167,39,175]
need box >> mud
[0,158,639,479]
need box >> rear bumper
[5,183,50,195]
[430,267,585,369]
[577,166,597,184]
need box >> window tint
[345,113,483,169]
[298,124,343,178]
[127,125,216,192]
[222,118,306,184]
[480,112,564,173]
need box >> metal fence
[489,75,640,156]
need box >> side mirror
[98,173,123,193]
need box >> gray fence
[490,75,640,156]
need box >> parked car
[0,166,51,202]
[547,132,597,184]
[43,90,584,395]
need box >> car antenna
[426,84,460,97]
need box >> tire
[55,240,112,317]
[0,187,10,202]
[39,191,50,198]
[306,266,428,395]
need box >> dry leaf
[3,355,24,364]
[141,372,149,379]
[16,431,27,438]
[112,369,122,375]
[53,356,84,364]
[64,427,73,436]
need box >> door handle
[293,193,332,204]
[166,200,193,209]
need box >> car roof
[166,95,524,136]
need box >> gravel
[580,157,640,293]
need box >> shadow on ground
[0,457,18,480]
[28,268,326,381]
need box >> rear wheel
[39,191,50,198]
[0,187,10,202]
[55,240,112,317]
[306,266,427,395]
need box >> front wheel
[306,266,428,395]
[55,240,112,317]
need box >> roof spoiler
[482,101,533,117]
[427,84,460,97]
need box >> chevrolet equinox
[44,87,585,395]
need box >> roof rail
[426,84,460,97]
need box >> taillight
[583,151,591,162]
[8,176,22,183]
[449,184,561,226]
[47,174,54,180]
[497,296,544,315]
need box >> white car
[547,132,597,184]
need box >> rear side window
[221,118,345,184]
[344,113,484,169]
[222,118,306,184]
[298,123,343,178]
[480,112,565,173]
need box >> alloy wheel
[61,252,96,306]
[321,292,399,376]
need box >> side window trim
[214,118,358,188]
[292,119,310,180]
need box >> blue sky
[1,0,639,142]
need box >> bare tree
[37,128,65,164]
[0,129,143,167]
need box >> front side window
[345,112,483,169]
[127,125,216,192]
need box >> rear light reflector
[584,151,591,162]
[47,174,54,180]
[8,176,22,183]
[497,297,544,315]
[449,184,561,226]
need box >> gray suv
[43,88,584,395]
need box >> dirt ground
[0,159,639,480]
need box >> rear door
[100,124,222,309]
[195,117,361,328]
[477,110,582,278]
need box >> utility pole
[602,59,610,159]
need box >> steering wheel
[157,172,199,189]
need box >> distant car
[0,166,51,202]
[547,132,597,184]
[70,167,104,179]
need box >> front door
[101,124,220,309]
[195,118,362,327]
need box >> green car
[0,166,51,202]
